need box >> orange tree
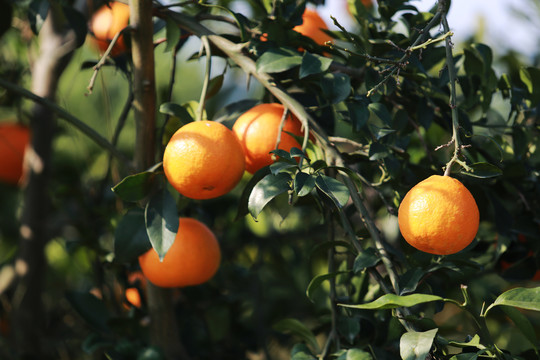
[0,0,539,359]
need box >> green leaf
[353,248,380,273]
[399,267,425,295]
[112,171,157,202]
[485,287,540,315]
[299,52,332,78]
[205,75,224,100]
[66,291,110,332]
[447,335,485,349]
[400,328,438,360]
[114,208,152,263]
[315,175,350,209]
[306,271,350,301]
[337,318,362,346]
[270,161,297,175]
[340,293,443,310]
[290,344,317,360]
[248,173,291,219]
[236,167,271,220]
[165,17,181,52]
[460,162,502,178]
[144,189,179,261]
[337,348,373,360]
[500,306,538,350]
[519,67,534,94]
[368,142,390,160]
[159,102,194,126]
[322,73,351,104]
[294,172,316,197]
[28,0,49,34]
[256,48,302,73]
[274,319,321,353]
[368,103,391,125]
[347,102,369,131]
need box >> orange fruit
[293,8,332,47]
[398,175,480,255]
[232,103,310,174]
[0,123,30,185]
[89,1,130,57]
[125,287,142,308]
[163,120,245,200]
[138,217,221,288]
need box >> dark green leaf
[114,208,152,263]
[300,52,332,78]
[248,173,291,219]
[145,189,179,261]
[66,291,110,332]
[236,167,271,220]
[400,329,438,360]
[270,161,297,175]
[500,306,538,350]
[28,0,49,34]
[295,172,316,197]
[399,267,425,295]
[337,348,373,360]
[337,317,361,345]
[165,17,181,52]
[270,149,294,161]
[0,0,12,39]
[315,175,350,209]
[322,73,351,104]
[290,344,317,360]
[347,102,369,131]
[274,319,321,353]
[485,287,540,315]
[159,102,194,125]
[306,271,350,301]
[205,75,224,100]
[340,293,443,310]
[460,162,502,178]
[213,99,259,124]
[368,142,390,160]
[447,334,484,349]
[112,171,157,202]
[256,48,302,73]
[368,103,391,125]
[353,248,380,273]
[64,6,87,48]
[449,353,479,360]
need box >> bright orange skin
[293,8,332,46]
[0,123,30,185]
[138,218,221,288]
[125,287,142,308]
[163,121,245,199]
[398,175,480,255]
[89,2,130,57]
[232,103,308,174]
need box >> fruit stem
[196,35,212,122]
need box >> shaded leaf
[66,292,110,332]
[347,102,369,131]
[114,208,152,263]
[274,319,321,353]
[315,175,350,209]
[291,344,317,360]
[340,293,443,310]
[460,162,502,179]
[500,306,538,350]
[368,103,391,125]
[205,75,224,100]
[353,248,380,273]
[300,52,332,78]
[145,189,179,261]
[399,267,425,295]
[306,271,350,301]
[400,328,438,360]
[337,317,361,345]
[295,171,316,197]
[165,17,181,52]
[112,171,157,202]
[322,73,351,104]
[248,173,291,219]
[159,102,194,125]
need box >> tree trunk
[12,2,81,357]
[129,0,189,358]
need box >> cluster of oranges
[136,103,309,292]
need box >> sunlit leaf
[400,328,438,360]
[340,293,443,310]
[256,48,302,73]
[315,175,350,209]
[300,52,332,78]
[485,287,540,315]
[248,173,291,219]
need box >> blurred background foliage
[0,0,539,359]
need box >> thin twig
[196,36,211,122]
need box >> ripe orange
[232,103,310,174]
[138,217,221,288]
[398,175,480,255]
[163,120,245,200]
[0,123,30,185]
[89,1,130,57]
[293,8,332,47]
[125,287,142,308]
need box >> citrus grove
[0,0,539,359]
